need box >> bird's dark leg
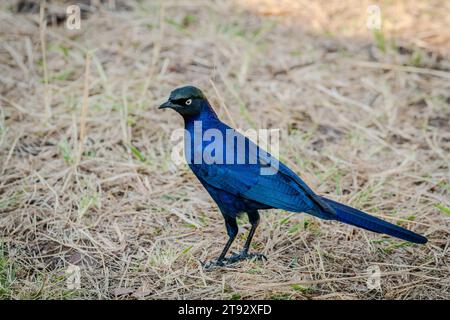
[227,211,267,264]
[217,235,236,261]
[203,216,238,269]
[242,216,259,255]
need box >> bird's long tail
[320,197,427,244]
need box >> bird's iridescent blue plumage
[166,87,427,245]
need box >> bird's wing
[191,139,335,218]
[189,119,336,218]
[276,161,336,216]
[192,162,313,212]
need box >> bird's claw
[202,252,267,269]
[201,259,226,270]
[228,251,267,263]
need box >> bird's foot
[226,251,268,264]
[201,258,226,270]
[201,252,267,269]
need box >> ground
[0,0,449,299]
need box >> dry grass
[0,0,449,299]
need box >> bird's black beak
[159,100,174,109]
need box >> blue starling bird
[159,86,427,268]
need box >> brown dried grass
[0,0,449,299]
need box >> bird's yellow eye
[186,99,192,105]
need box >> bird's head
[159,86,207,117]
